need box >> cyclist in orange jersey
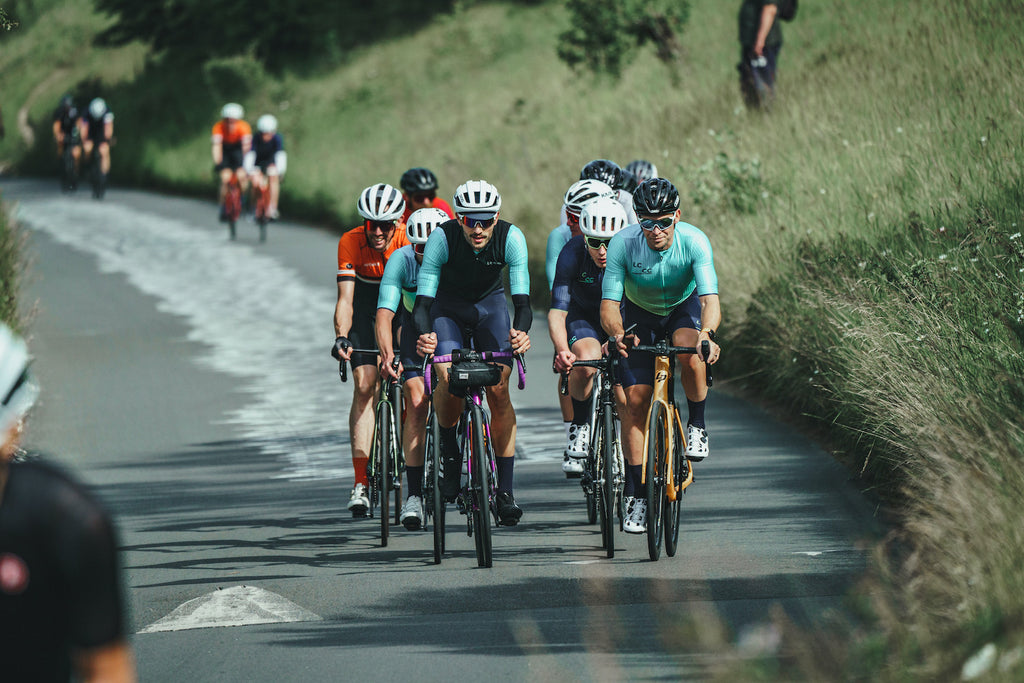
[399,167,455,223]
[211,103,252,221]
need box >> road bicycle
[562,350,625,558]
[425,349,526,568]
[251,178,271,243]
[339,350,404,546]
[629,338,712,561]
[59,132,80,193]
[221,174,243,240]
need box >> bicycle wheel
[469,403,492,568]
[584,423,598,524]
[377,401,392,547]
[598,406,616,558]
[255,187,270,242]
[226,184,241,239]
[90,159,106,199]
[61,148,77,192]
[428,411,445,563]
[664,405,684,557]
[390,383,404,527]
[645,402,667,561]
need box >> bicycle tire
[390,382,404,526]
[428,411,445,563]
[226,184,241,239]
[90,159,106,199]
[61,148,77,192]
[599,405,616,558]
[664,405,684,557]
[470,403,492,568]
[646,402,666,561]
[378,400,391,547]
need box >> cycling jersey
[401,197,455,223]
[545,223,573,290]
[211,119,252,149]
[336,224,410,284]
[251,132,284,170]
[416,220,530,301]
[52,105,79,137]
[0,458,125,682]
[550,234,604,314]
[81,110,114,143]
[602,222,718,316]
[377,244,419,314]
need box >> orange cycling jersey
[211,120,252,147]
[337,224,410,283]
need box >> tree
[557,0,690,78]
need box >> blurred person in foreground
[0,322,136,682]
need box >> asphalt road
[3,178,878,681]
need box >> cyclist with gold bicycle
[375,207,450,530]
[411,180,533,527]
[600,177,722,534]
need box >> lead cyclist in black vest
[412,180,532,526]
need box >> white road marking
[138,585,321,633]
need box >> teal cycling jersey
[545,224,572,290]
[602,222,718,316]
[376,244,419,314]
[417,220,531,300]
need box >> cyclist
[625,159,659,184]
[545,179,616,446]
[549,196,628,476]
[600,177,722,534]
[399,167,455,223]
[580,158,638,225]
[244,114,286,220]
[411,180,532,526]
[211,103,252,221]
[375,207,449,530]
[51,95,81,185]
[79,97,114,182]
[332,183,409,517]
[0,323,137,682]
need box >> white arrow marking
[138,585,322,633]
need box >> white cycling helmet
[452,180,501,215]
[256,114,278,133]
[221,102,244,120]
[0,323,39,437]
[625,159,658,183]
[580,196,628,239]
[357,183,405,221]
[406,207,449,244]
[563,179,615,215]
[89,98,107,119]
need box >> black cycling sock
[496,457,514,494]
[624,464,643,497]
[570,397,590,425]
[406,465,424,497]
[687,399,707,430]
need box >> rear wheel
[469,404,492,568]
[645,403,666,561]
[599,406,616,558]
[664,405,684,557]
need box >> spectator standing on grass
[738,0,783,109]
[0,322,137,682]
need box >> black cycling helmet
[580,159,623,190]
[619,170,639,194]
[400,167,439,194]
[59,94,74,109]
[632,177,681,217]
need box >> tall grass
[2,0,1024,676]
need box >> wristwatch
[700,327,717,342]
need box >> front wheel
[664,405,684,557]
[599,407,616,558]
[469,404,492,568]
[378,402,391,547]
[645,402,667,561]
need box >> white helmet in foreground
[563,179,615,215]
[406,207,449,244]
[452,180,501,215]
[0,323,39,437]
[580,196,628,239]
[357,183,405,221]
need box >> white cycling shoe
[622,497,647,534]
[685,424,709,461]
[400,495,423,530]
[347,483,369,518]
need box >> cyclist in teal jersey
[600,177,722,534]
[412,180,532,526]
[375,207,449,530]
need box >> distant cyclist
[244,114,286,220]
[412,180,532,526]
[399,167,455,223]
[625,159,659,184]
[375,207,449,530]
[580,159,639,226]
[549,196,628,476]
[211,103,252,221]
[600,178,722,534]
[79,97,114,183]
[332,183,410,517]
[51,94,81,185]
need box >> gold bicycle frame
[641,354,695,502]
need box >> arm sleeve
[512,294,533,333]
[377,253,406,312]
[505,226,530,296]
[691,232,719,296]
[550,241,580,311]
[274,150,287,175]
[412,296,435,337]
[545,227,567,291]
[415,229,448,300]
[601,235,627,302]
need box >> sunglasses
[459,214,497,230]
[639,216,675,232]
[585,237,611,250]
[367,220,396,232]
[566,211,581,225]
[413,243,425,255]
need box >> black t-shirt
[436,218,514,301]
[0,458,126,681]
